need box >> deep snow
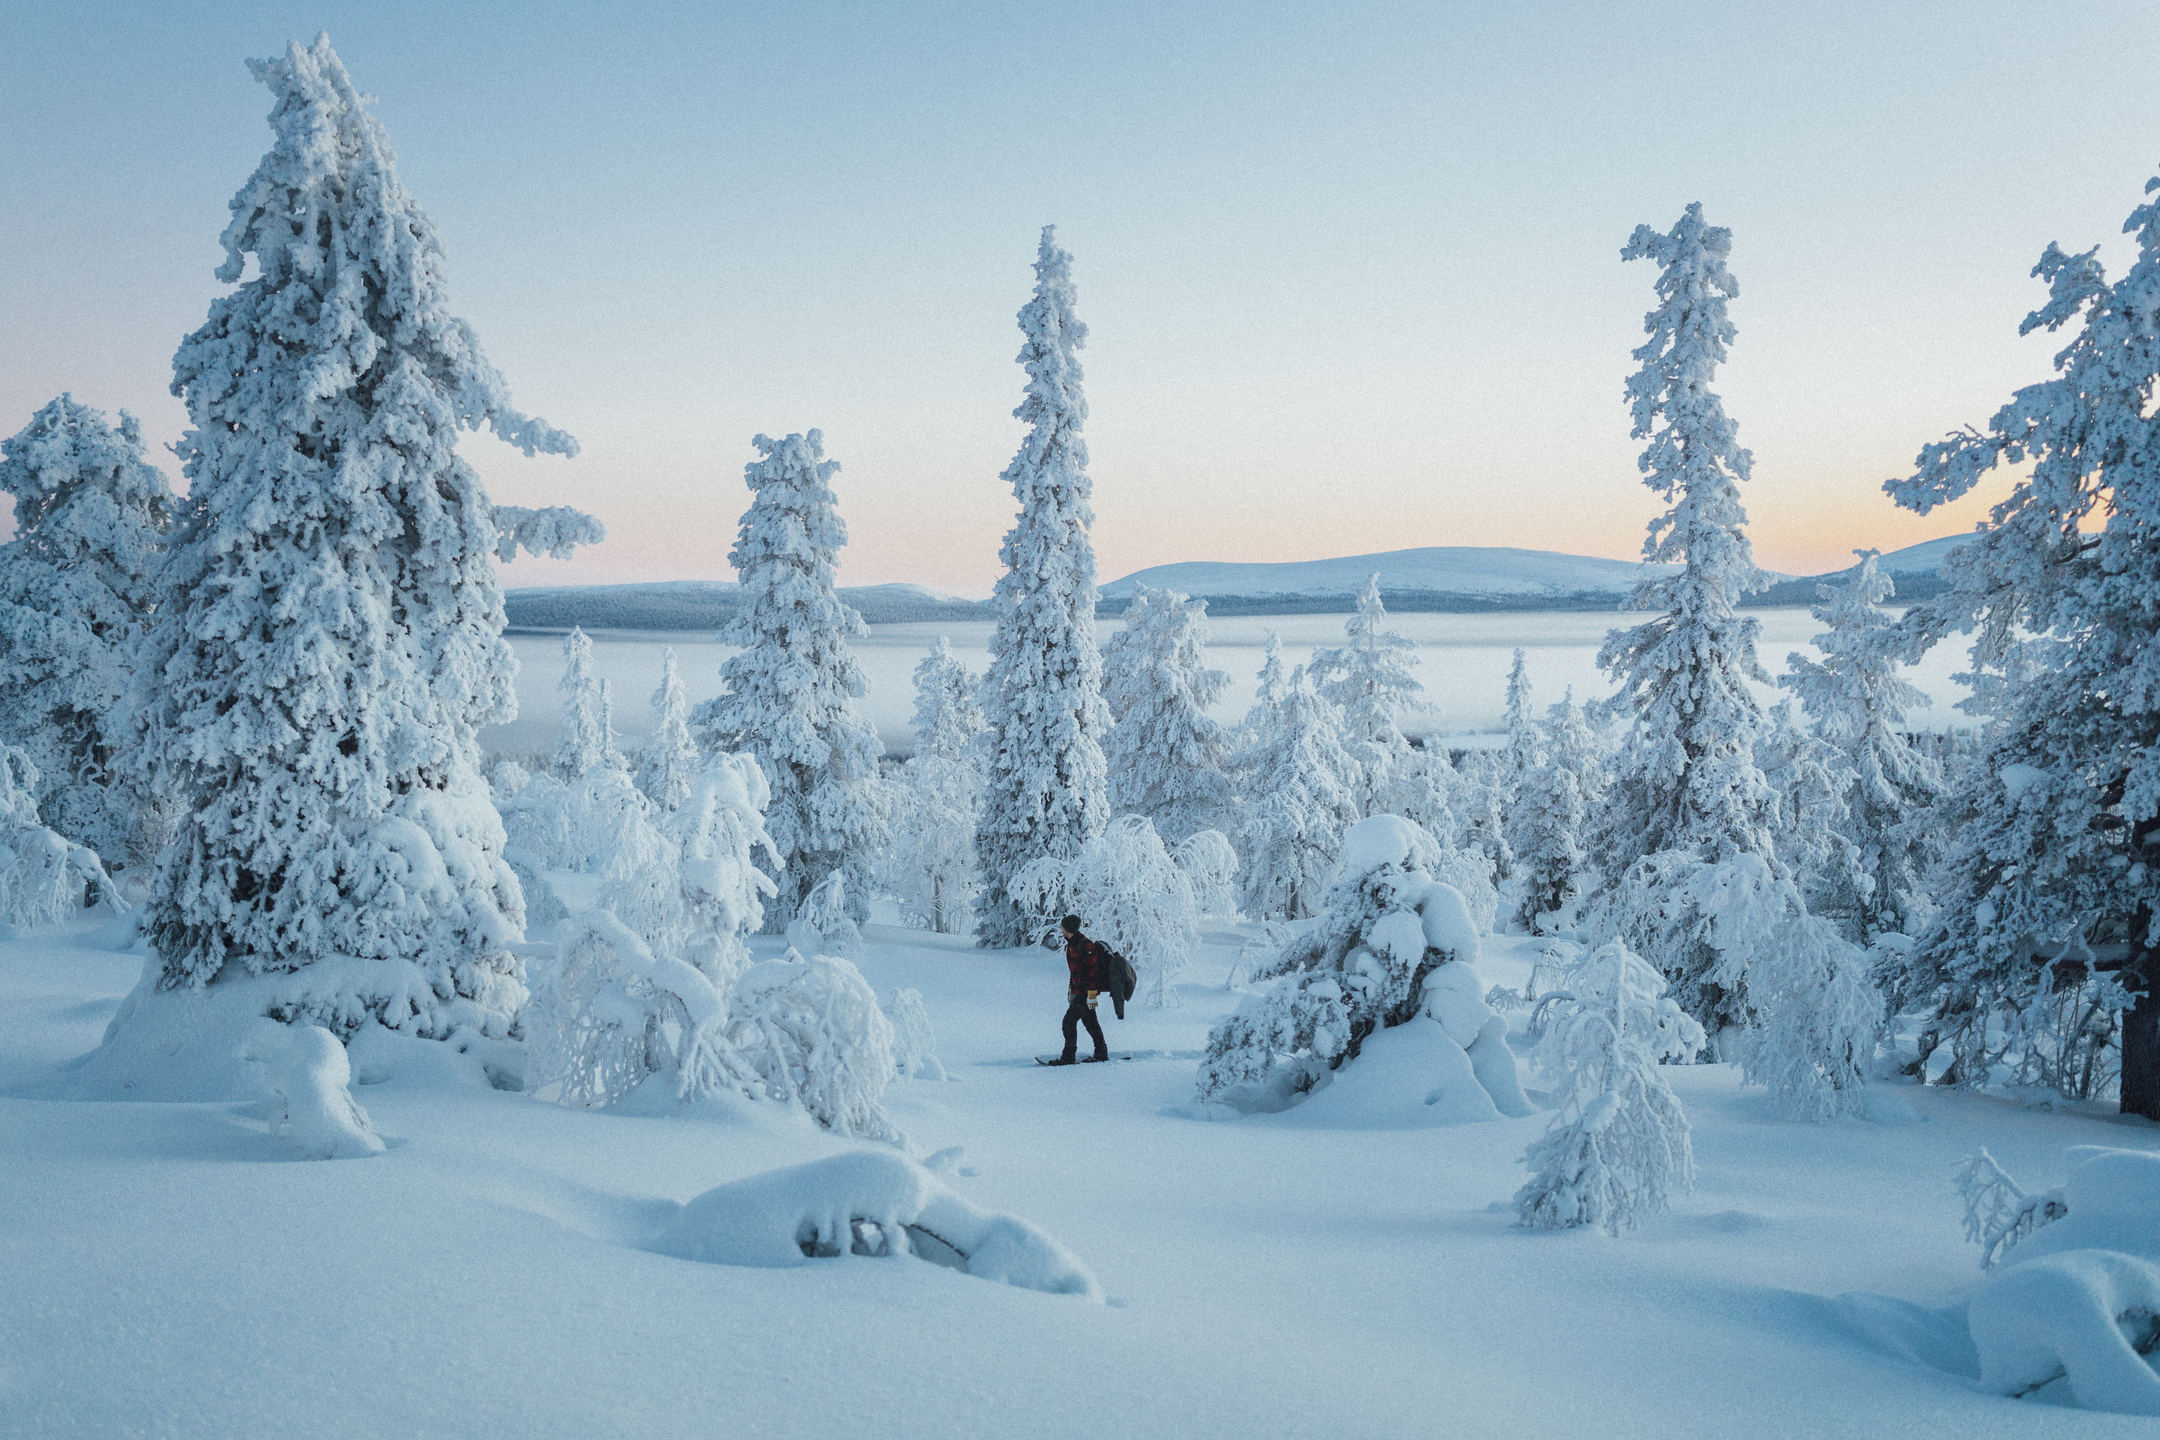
[2,910,2153,1438]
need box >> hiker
[1051,914,1111,1065]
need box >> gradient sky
[6,1,2159,594]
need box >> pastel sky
[6,1,2159,595]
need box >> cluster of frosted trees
[10,37,2160,1168]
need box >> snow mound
[1849,1147,2160,1416]
[647,1150,1101,1300]
[244,1025,385,1160]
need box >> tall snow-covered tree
[1592,202,1781,1032]
[129,36,587,1041]
[976,226,1111,947]
[1874,166,2160,1118]
[1310,573,1422,815]
[1234,666,1362,921]
[694,431,886,927]
[890,637,984,934]
[1103,583,1232,843]
[0,395,174,863]
[636,646,699,814]
[553,628,618,779]
[1781,552,1943,938]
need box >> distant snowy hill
[1099,546,1675,614]
[507,534,1982,631]
[505,580,986,632]
[1751,533,1974,606]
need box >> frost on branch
[1515,940,1702,1235]
[0,744,123,929]
[491,504,604,562]
[1197,815,1527,1118]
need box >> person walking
[1049,913,1112,1065]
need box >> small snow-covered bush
[1515,940,1703,1235]
[885,987,945,1081]
[731,952,899,1142]
[522,750,903,1140]
[1427,844,1498,935]
[0,745,121,928]
[784,870,862,960]
[1174,829,1239,918]
[1197,815,1524,1117]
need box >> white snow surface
[5,911,2154,1437]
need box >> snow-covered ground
[490,609,1976,761]
[4,911,2149,1438]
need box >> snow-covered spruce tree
[1102,583,1232,843]
[635,647,699,814]
[889,637,983,934]
[0,743,123,928]
[1509,750,1586,937]
[1781,551,1944,939]
[693,430,886,928]
[1756,699,1871,933]
[1198,815,1530,1117]
[1498,648,1543,809]
[553,628,618,779]
[129,37,587,1043]
[1870,173,2160,1116]
[1454,749,1515,885]
[1591,202,1782,1034]
[1516,939,1703,1234]
[0,395,174,864]
[976,227,1111,947]
[1310,573,1422,816]
[1234,665,1363,921]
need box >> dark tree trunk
[2124,955,2160,1121]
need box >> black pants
[1061,996,1108,1060]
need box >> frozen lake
[484,609,1975,763]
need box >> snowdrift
[648,1150,1102,1300]
[1838,1146,2160,1416]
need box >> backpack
[1097,945,1138,1020]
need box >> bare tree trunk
[2123,952,2160,1120]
